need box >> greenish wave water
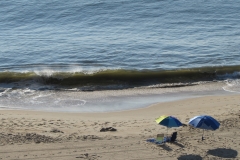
[0,65,239,88]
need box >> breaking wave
[0,65,240,89]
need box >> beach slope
[1,94,240,160]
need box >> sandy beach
[1,93,240,160]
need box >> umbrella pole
[166,127,168,142]
[202,129,204,141]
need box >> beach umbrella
[155,115,182,135]
[188,115,220,140]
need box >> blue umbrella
[156,115,182,135]
[188,115,220,140]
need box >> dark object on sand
[50,128,64,133]
[100,127,117,132]
[170,132,177,142]
[182,123,188,127]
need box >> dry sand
[0,94,240,160]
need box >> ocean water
[0,0,240,112]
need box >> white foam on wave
[34,69,58,77]
[216,71,240,93]
[222,79,240,93]
[33,65,117,77]
[0,88,11,97]
[7,88,36,98]
[33,65,122,76]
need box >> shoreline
[0,81,236,113]
[1,92,239,118]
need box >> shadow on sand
[177,154,202,160]
[157,144,172,151]
[170,141,184,148]
[207,148,238,158]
